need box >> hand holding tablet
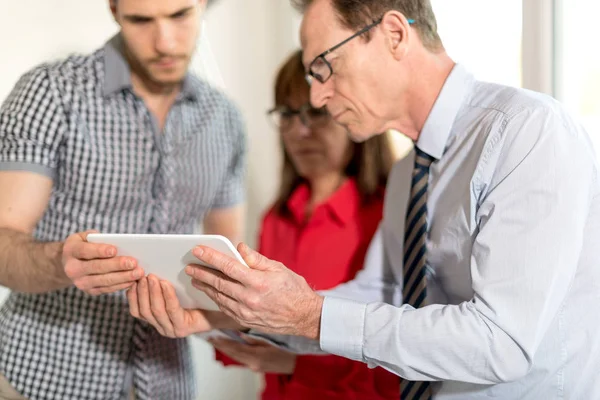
[87,233,248,311]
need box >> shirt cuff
[320,296,367,362]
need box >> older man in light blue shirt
[313,62,600,399]
[130,0,600,398]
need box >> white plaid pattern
[0,36,246,400]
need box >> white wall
[203,0,293,249]
[0,0,300,398]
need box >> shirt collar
[103,34,198,101]
[103,35,131,97]
[416,63,474,159]
[179,74,198,101]
[287,179,360,226]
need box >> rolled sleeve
[0,65,66,178]
[320,296,367,362]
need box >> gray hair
[292,0,443,51]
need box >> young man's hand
[127,274,241,338]
[63,231,144,296]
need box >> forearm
[0,227,69,293]
[245,296,325,355]
[321,298,532,384]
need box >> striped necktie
[400,147,435,400]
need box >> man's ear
[109,0,119,22]
[380,11,413,61]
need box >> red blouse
[216,179,399,400]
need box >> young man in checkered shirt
[0,0,246,399]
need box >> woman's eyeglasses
[267,104,330,131]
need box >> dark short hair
[272,49,396,216]
[292,0,443,51]
[111,0,219,8]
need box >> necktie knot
[415,147,435,170]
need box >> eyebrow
[302,53,319,72]
[123,6,194,21]
[168,6,194,17]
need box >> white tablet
[87,233,248,311]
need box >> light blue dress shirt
[263,64,600,399]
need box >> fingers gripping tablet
[87,234,248,310]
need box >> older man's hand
[186,243,324,340]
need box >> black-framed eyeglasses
[306,17,415,85]
[267,104,330,131]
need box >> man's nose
[309,79,333,109]
[155,22,176,54]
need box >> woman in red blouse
[212,50,399,400]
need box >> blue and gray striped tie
[400,147,435,400]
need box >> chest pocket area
[56,100,160,225]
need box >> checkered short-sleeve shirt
[0,35,246,400]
